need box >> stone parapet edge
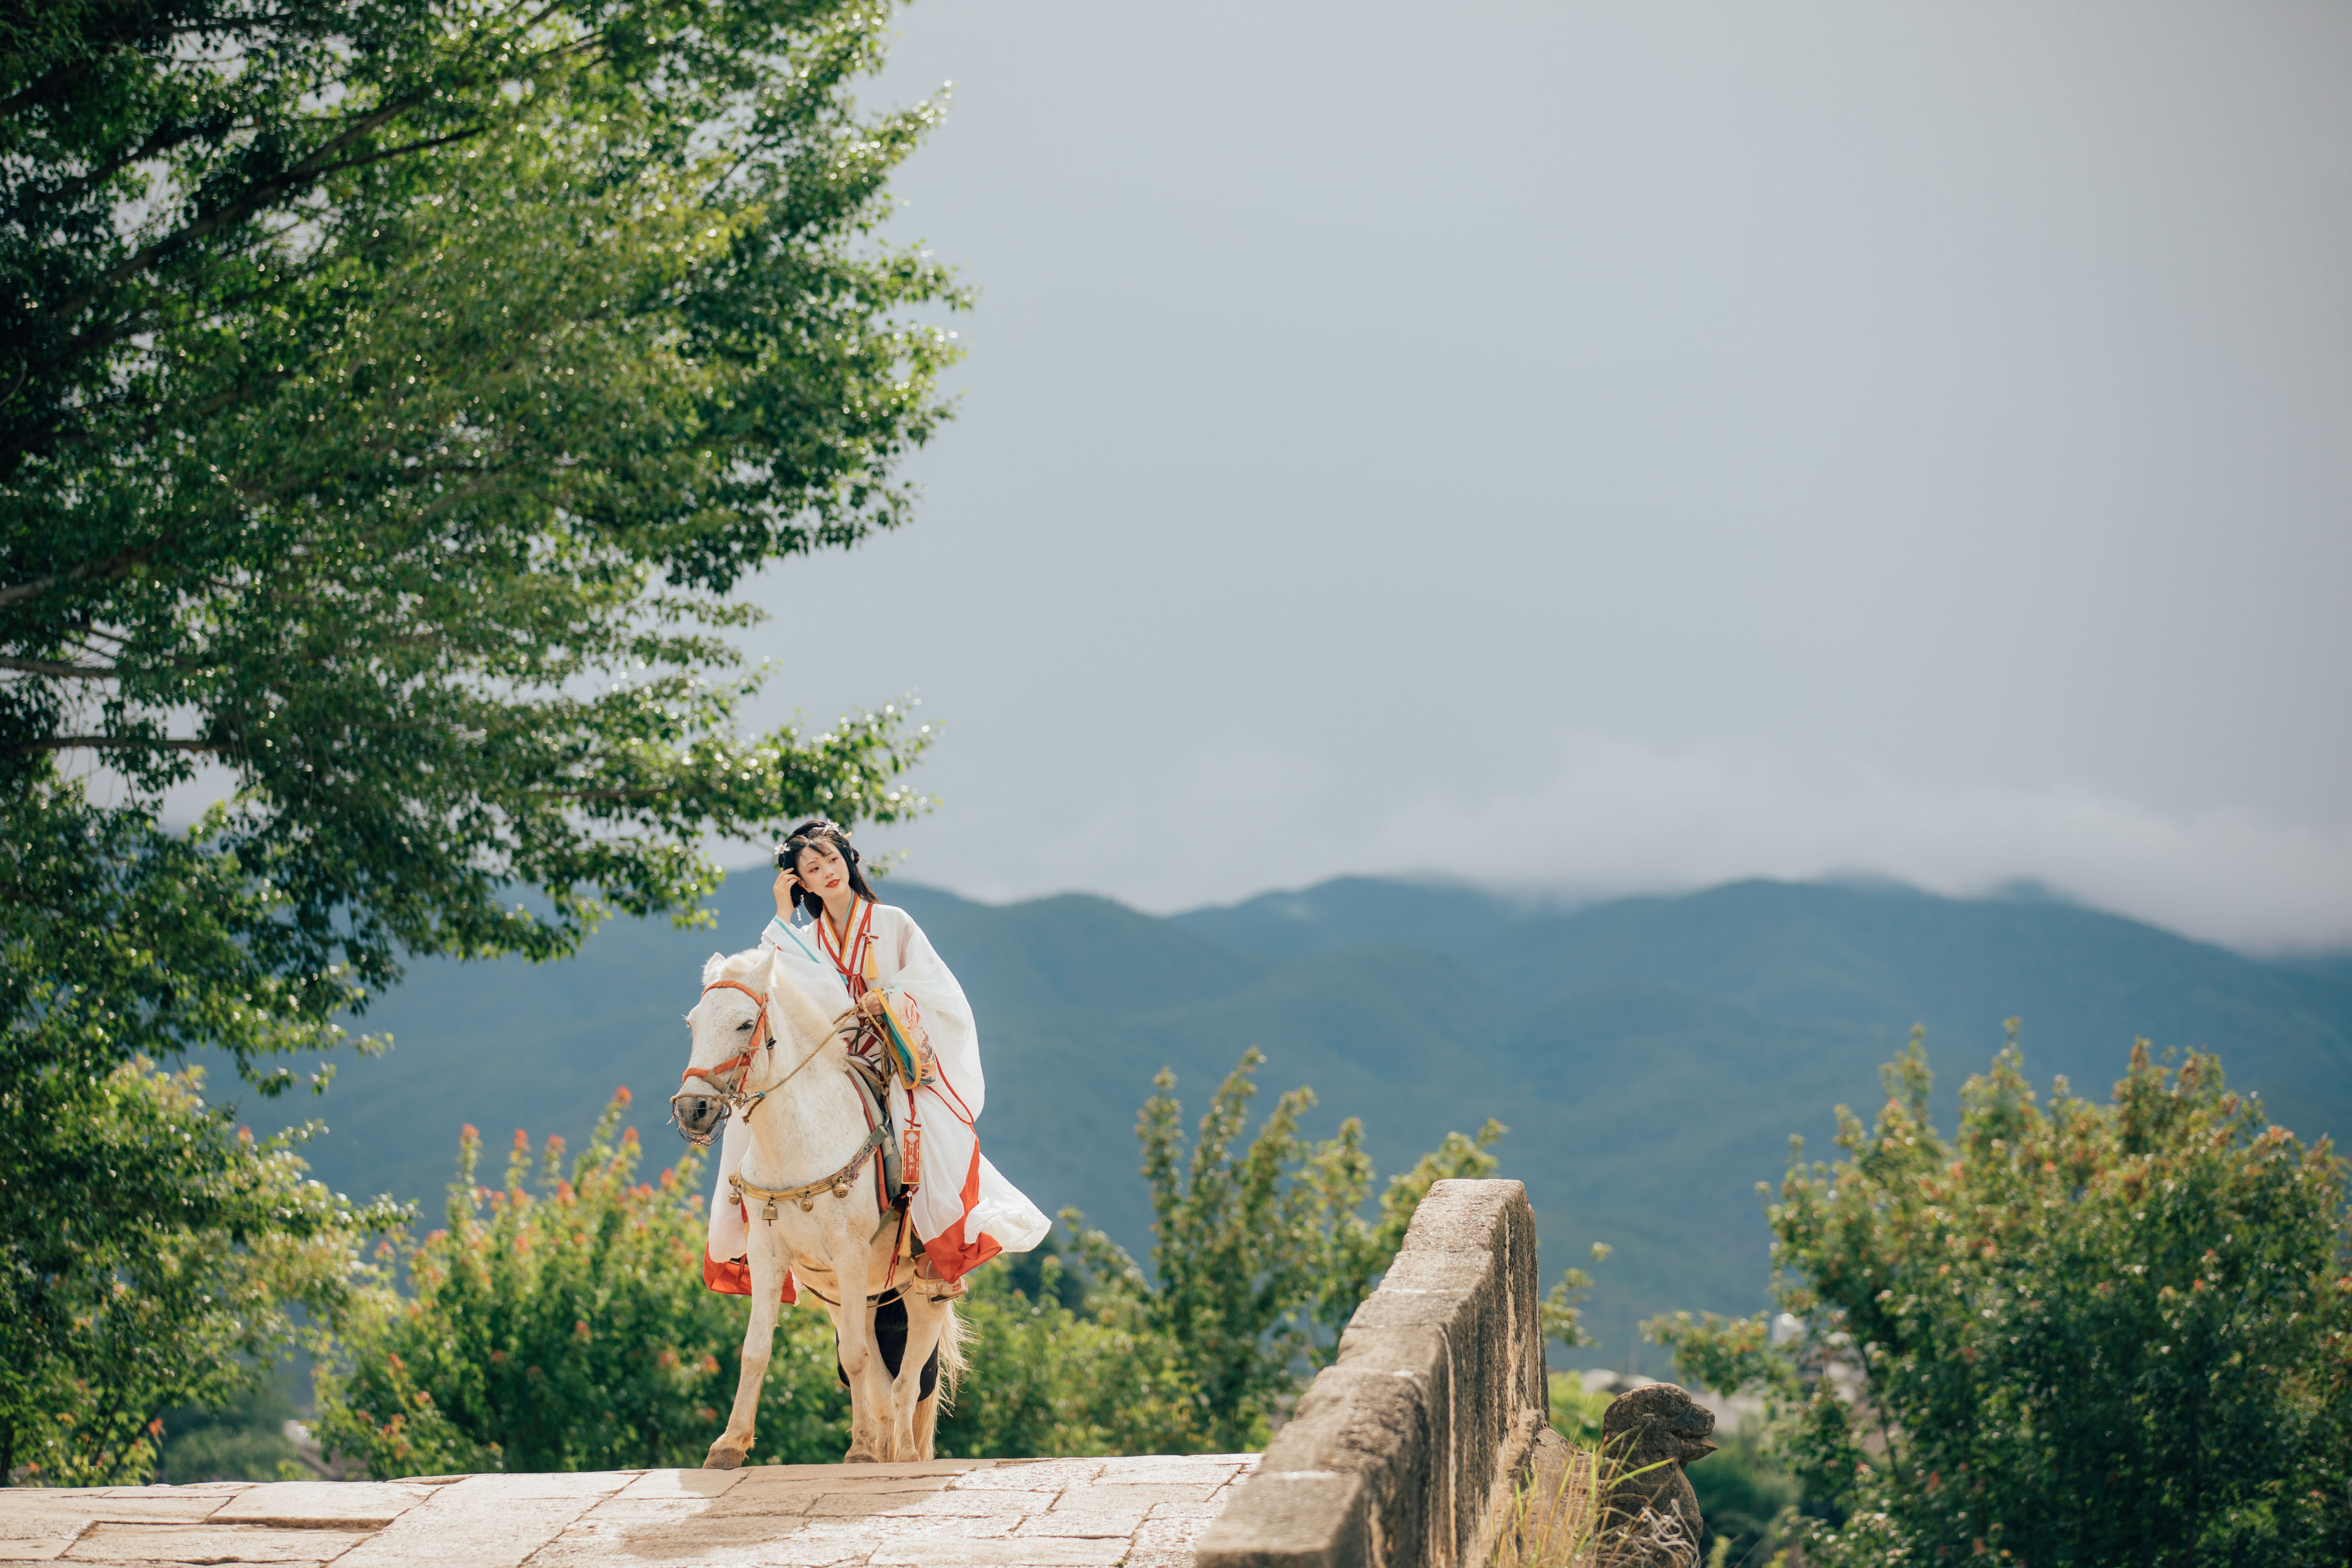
[1193,1178,1547,1568]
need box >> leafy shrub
[1652,1030,2352,1567]
[315,1092,850,1474]
[938,1249,1206,1458]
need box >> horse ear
[702,951,727,985]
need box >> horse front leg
[706,1224,787,1469]
[830,1224,889,1463]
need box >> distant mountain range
[214,875,2352,1355]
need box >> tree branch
[9,736,225,756]
[0,546,152,609]
[0,656,117,678]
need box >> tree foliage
[3,0,957,1475]
[1650,1029,2352,1566]
[0,1059,394,1482]
[4,0,955,1013]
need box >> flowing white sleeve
[876,908,986,1120]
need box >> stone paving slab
[211,1486,440,1529]
[606,1476,740,1506]
[940,1462,1107,1493]
[334,1493,601,1568]
[1121,1515,1218,1568]
[1011,1509,1149,1539]
[64,1522,376,1562]
[0,1457,1256,1568]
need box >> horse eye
[735,1021,753,1031]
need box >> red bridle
[680,977,772,1094]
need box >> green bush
[1547,1372,1610,1444]
[938,1249,1206,1458]
[315,1093,850,1475]
[1653,1030,2352,1566]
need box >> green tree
[1062,1048,1517,1451]
[0,1059,393,1483]
[1650,1030,2352,1567]
[314,1091,852,1473]
[3,0,956,1475]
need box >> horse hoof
[843,1445,877,1465]
[704,1446,745,1470]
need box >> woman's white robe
[704,902,1048,1289]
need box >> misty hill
[218,875,2352,1353]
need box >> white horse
[670,946,965,1466]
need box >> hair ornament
[776,818,859,869]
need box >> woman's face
[794,839,851,897]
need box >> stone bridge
[0,1180,1552,1568]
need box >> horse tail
[933,1299,970,1412]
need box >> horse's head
[671,948,774,1146]
[671,947,852,1146]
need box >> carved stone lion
[1598,1382,1717,1566]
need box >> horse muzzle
[670,1092,731,1146]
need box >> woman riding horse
[703,819,1049,1300]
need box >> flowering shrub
[314,1091,848,1473]
[1652,1030,2352,1566]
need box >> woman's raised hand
[772,865,798,919]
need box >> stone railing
[1196,1177,1551,1568]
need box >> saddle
[846,1059,910,1210]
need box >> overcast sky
[727,0,2352,951]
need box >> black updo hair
[776,819,879,921]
